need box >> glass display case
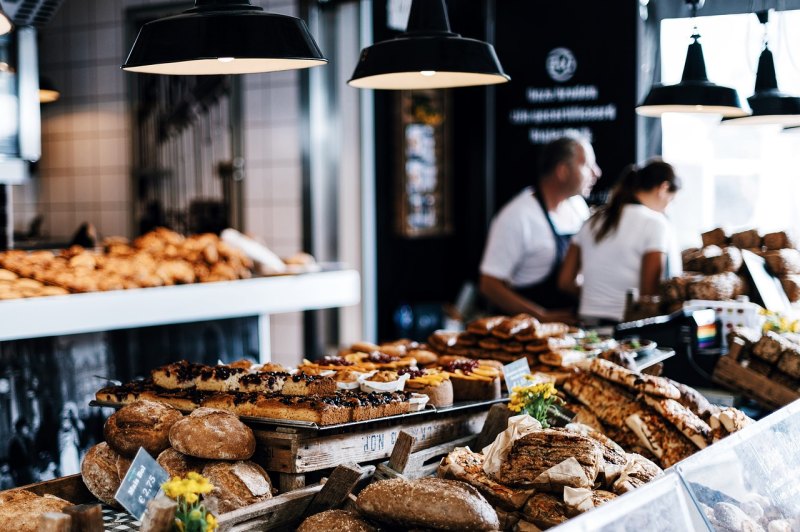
[555,399,800,531]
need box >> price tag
[114,448,170,521]
[503,357,532,392]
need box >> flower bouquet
[507,377,561,428]
[161,472,217,532]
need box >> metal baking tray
[90,395,509,432]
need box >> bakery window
[659,10,800,248]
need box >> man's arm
[557,243,581,297]
[479,274,575,323]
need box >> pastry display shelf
[0,267,360,359]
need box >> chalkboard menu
[493,1,639,208]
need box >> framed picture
[395,90,453,238]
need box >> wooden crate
[254,408,489,475]
[713,355,800,410]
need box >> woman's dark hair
[590,159,680,243]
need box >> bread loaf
[730,229,761,249]
[157,448,206,479]
[0,490,71,532]
[781,275,800,302]
[356,478,499,531]
[80,442,129,507]
[763,231,794,250]
[201,461,273,514]
[752,331,792,363]
[104,400,183,457]
[777,342,800,378]
[296,510,377,532]
[765,249,800,275]
[169,407,255,460]
[701,228,727,247]
[687,272,745,301]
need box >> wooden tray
[713,355,800,410]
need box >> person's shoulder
[494,188,540,222]
[565,195,590,219]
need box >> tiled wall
[12,0,306,363]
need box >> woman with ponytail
[558,159,681,323]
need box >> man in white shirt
[479,136,601,322]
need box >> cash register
[614,307,721,387]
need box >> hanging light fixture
[39,76,60,103]
[723,10,800,126]
[636,0,748,117]
[0,3,12,36]
[348,0,509,90]
[122,0,326,75]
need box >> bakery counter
[0,268,360,357]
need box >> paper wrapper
[359,372,410,393]
[532,457,592,492]
[482,414,542,476]
[625,413,663,459]
[563,487,594,516]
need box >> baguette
[356,478,499,531]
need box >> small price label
[114,448,170,521]
[503,357,532,392]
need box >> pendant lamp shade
[122,0,326,75]
[0,4,12,36]
[39,76,60,103]
[636,33,748,117]
[348,0,509,90]
[723,13,800,126]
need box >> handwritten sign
[115,448,170,521]
[503,357,532,392]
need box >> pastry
[588,358,681,399]
[403,369,454,407]
[443,360,502,401]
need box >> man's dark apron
[515,192,578,310]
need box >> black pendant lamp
[0,3,12,36]
[122,0,326,75]
[636,0,748,118]
[348,0,509,90]
[39,76,60,103]
[723,11,800,126]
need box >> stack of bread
[428,314,595,376]
[296,477,501,531]
[81,400,274,515]
[728,326,800,392]
[0,227,253,298]
[97,360,418,426]
[560,359,752,469]
[437,426,663,530]
[660,228,800,312]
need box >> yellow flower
[206,513,218,530]
[174,519,185,532]
[184,492,199,505]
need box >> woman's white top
[574,204,681,321]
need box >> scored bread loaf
[80,442,130,507]
[0,490,71,532]
[296,510,377,532]
[730,229,761,249]
[169,407,255,460]
[765,249,800,275]
[356,477,499,531]
[201,461,273,515]
[103,400,183,457]
[157,448,206,479]
[763,231,794,251]
[701,228,728,247]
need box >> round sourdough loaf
[104,400,183,457]
[356,478,499,531]
[0,490,71,532]
[169,407,255,460]
[81,442,130,507]
[157,448,206,479]
[297,510,377,532]
[201,461,273,514]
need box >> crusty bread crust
[0,490,71,532]
[157,448,206,479]
[80,442,126,507]
[104,400,183,457]
[169,408,255,460]
[201,461,272,515]
[297,510,377,532]
[356,478,499,531]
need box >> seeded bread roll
[157,448,206,479]
[104,400,183,457]
[0,490,71,532]
[169,407,255,460]
[297,510,377,532]
[80,442,130,507]
[201,461,273,514]
[356,477,499,531]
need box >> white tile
[243,169,269,201]
[244,126,270,163]
[72,137,100,169]
[73,174,100,203]
[268,123,300,163]
[96,136,128,168]
[99,172,130,204]
[96,63,124,98]
[70,65,98,98]
[49,175,75,205]
[269,85,299,122]
[46,138,75,169]
[67,109,98,135]
[244,202,273,241]
[244,86,270,125]
[100,209,128,239]
[270,204,301,243]
[69,29,92,63]
[270,165,302,201]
